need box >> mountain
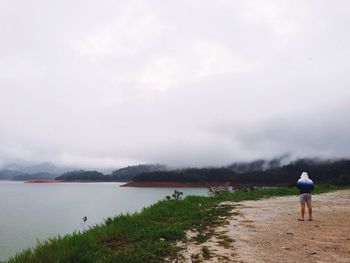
[56,170,108,181]
[131,159,350,186]
[226,159,266,173]
[109,164,168,181]
[11,172,57,181]
[0,161,75,180]
[0,169,26,180]
[54,164,168,182]
[133,168,234,183]
[226,155,291,173]
[3,162,72,175]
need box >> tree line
[133,159,350,186]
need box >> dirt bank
[179,189,350,263]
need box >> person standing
[296,172,314,221]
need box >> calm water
[0,181,207,260]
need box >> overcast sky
[0,0,350,169]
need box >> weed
[201,246,211,259]
[216,234,234,248]
[165,190,184,200]
[190,253,201,263]
[193,233,208,244]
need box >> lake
[0,181,207,260]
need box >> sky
[0,0,350,169]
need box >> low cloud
[0,0,349,169]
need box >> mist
[1,0,350,169]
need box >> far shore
[21,180,282,188]
[23,180,125,183]
[120,181,234,187]
[24,179,63,183]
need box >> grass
[4,184,345,263]
[193,233,209,244]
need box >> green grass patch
[193,233,209,244]
[4,184,345,263]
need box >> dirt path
[179,190,350,263]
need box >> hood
[300,172,309,180]
[298,171,313,184]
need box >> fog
[1,0,349,169]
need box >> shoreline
[24,179,62,183]
[22,180,125,183]
[120,181,233,187]
[4,185,345,262]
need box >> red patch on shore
[25,179,62,183]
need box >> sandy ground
[179,190,350,263]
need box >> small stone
[286,232,293,235]
[309,252,317,255]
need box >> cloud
[0,0,350,168]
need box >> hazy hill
[56,170,107,181]
[0,162,75,180]
[226,155,290,173]
[3,162,72,175]
[0,169,25,180]
[132,159,350,186]
[133,168,234,183]
[226,160,265,173]
[109,164,168,181]
[55,164,168,182]
[3,159,349,185]
[11,172,57,181]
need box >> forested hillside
[133,159,350,186]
